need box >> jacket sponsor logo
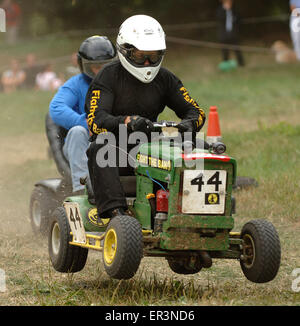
[179,86,205,129]
[180,86,200,109]
[88,90,108,134]
[88,90,100,127]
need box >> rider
[85,15,206,217]
[49,35,116,194]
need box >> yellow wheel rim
[103,229,117,265]
[242,234,256,268]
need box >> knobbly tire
[29,186,58,236]
[48,207,88,273]
[103,215,143,280]
[240,219,281,283]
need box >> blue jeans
[63,126,90,192]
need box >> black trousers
[86,139,135,217]
[220,34,245,66]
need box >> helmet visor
[119,45,165,67]
[130,49,165,65]
[81,58,112,78]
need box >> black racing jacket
[85,60,206,137]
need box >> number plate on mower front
[64,202,86,244]
[182,170,227,214]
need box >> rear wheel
[103,215,143,280]
[29,186,57,235]
[48,207,88,273]
[240,219,281,283]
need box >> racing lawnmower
[47,121,281,283]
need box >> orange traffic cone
[206,106,222,144]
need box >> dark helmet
[77,35,116,78]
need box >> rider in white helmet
[116,15,166,83]
[85,15,206,219]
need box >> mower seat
[82,175,137,205]
[45,113,72,184]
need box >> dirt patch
[0,134,48,169]
[0,133,52,237]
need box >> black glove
[177,119,195,133]
[127,116,154,135]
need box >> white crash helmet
[116,15,166,83]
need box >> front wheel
[103,215,143,280]
[240,219,281,283]
[48,207,88,273]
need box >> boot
[107,207,127,218]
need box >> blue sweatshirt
[49,73,92,130]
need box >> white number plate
[182,170,227,214]
[64,202,86,244]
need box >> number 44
[191,172,222,192]
[69,207,82,230]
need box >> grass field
[0,37,299,306]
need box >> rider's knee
[68,125,89,139]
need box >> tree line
[15,0,291,39]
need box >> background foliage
[16,0,291,40]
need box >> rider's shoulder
[157,66,177,79]
[158,66,171,74]
[99,60,120,75]
[93,60,121,83]
[156,66,180,86]
[64,73,89,86]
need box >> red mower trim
[182,153,231,162]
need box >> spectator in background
[36,63,64,91]
[290,0,300,60]
[65,52,81,79]
[1,58,25,93]
[216,0,245,66]
[1,0,21,44]
[23,53,45,89]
